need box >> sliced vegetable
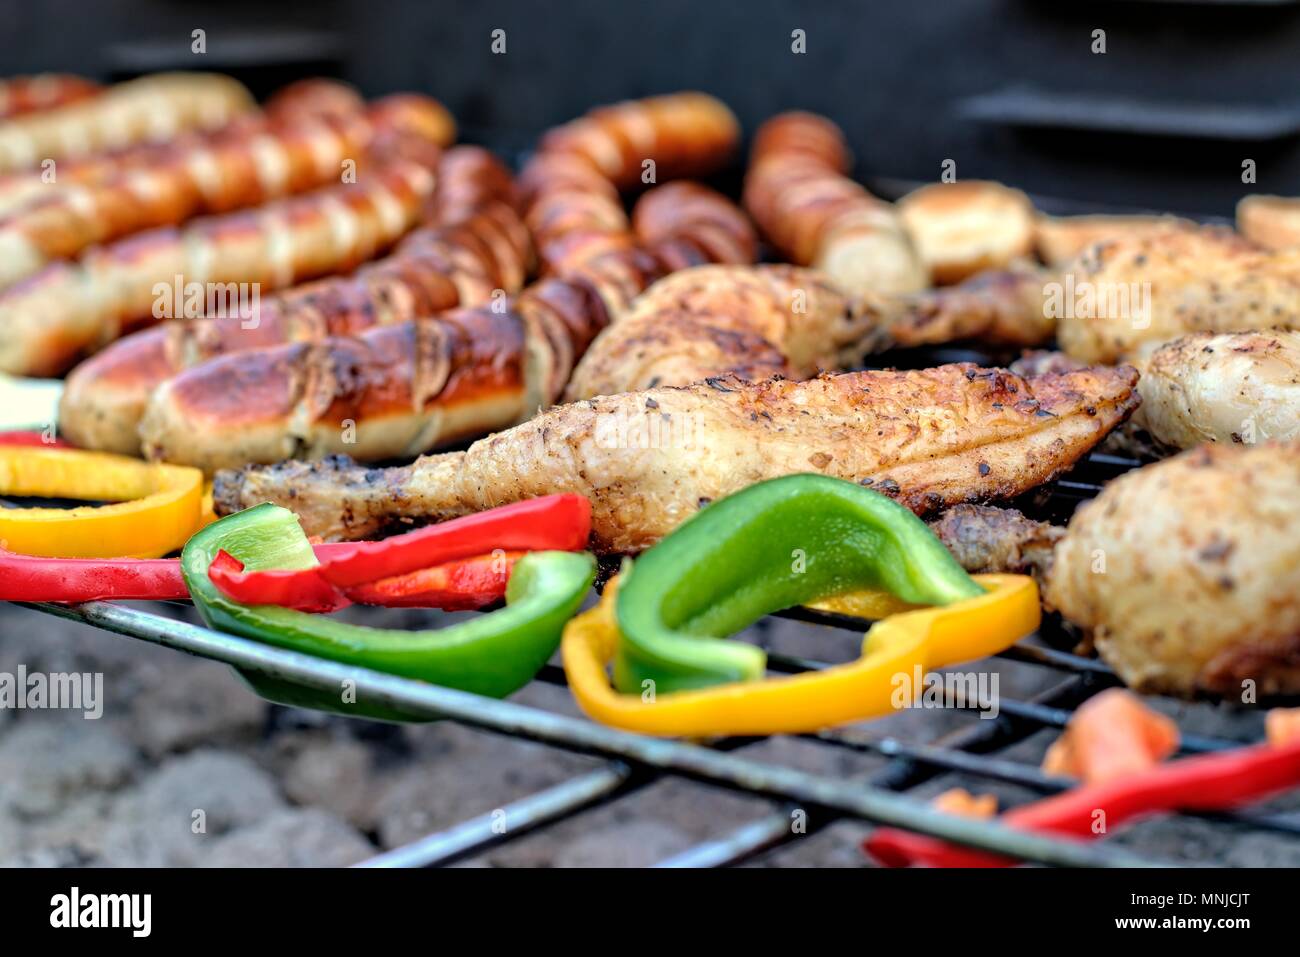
[1041,689,1179,785]
[343,550,523,610]
[1266,708,1300,747]
[0,446,203,558]
[205,494,590,609]
[931,789,997,819]
[0,541,363,604]
[0,548,190,602]
[183,503,595,699]
[614,474,987,695]
[210,549,352,613]
[565,572,1036,737]
[0,430,72,448]
[313,494,590,587]
[866,738,1300,868]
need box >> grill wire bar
[11,447,1291,868]
[25,595,1158,868]
[6,337,1284,871]
[0,153,1276,869]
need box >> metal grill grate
[15,443,1300,869]
[8,179,1293,868]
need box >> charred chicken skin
[1055,227,1300,364]
[1013,330,1300,455]
[927,443,1300,697]
[1131,330,1300,451]
[1048,442,1300,696]
[214,361,1139,553]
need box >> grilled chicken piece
[1132,330,1300,450]
[858,264,1055,350]
[1033,214,1194,268]
[861,223,1289,356]
[1055,226,1300,363]
[1014,332,1300,454]
[569,262,1057,405]
[927,443,1300,696]
[1048,443,1300,696]
[564,264,879,401]
[214,362,1139,553]
[926,504,1063,580]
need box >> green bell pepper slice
[182,503,596,709]
[614,474,984,695]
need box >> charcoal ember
[553,820,693,868]
[0,719,138,819]
[99,750,285,866]
[202,809,375,867]
[6,795,116,865]
[373,722,594,849]
[279,736,378,828]
[125,660,265,757]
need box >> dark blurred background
[5,0,1300,216]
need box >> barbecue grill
[4,2,1298,870]
[13,359,1294,869]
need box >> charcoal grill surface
[6,189,1293,868]
[16,436,1299,869]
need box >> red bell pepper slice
[865,738,1300,868]
[209,550,353,613]
[343,550,525,610]
[0,431,73,448]
[0,548,191,602]
[205,496,589,611]
[0,541,361,604]
[313,494,591,587]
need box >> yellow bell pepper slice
[0,446,204,558]
[562,573,1040,737]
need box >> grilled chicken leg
[564,264,881,401]
[1049,442,1300,696]
[1055,226,1300,363]
[566,262,1057,407]
[1132,330,1300,451]
[1013,330,1300,454]
[865,224,1300,359]
[214,361,1139,553]
[927,443,1300,696]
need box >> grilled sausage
[133,93,753,471]
[0,73,255,173]
[744,111,928,296]
[139,182,756,472]
[538,91,739,190]
[0,93,456,290]
[522,92,740,275]
[1,157,436,377]
[0,78,363,218]
[60,147,523,455]
[0,74,101,120]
